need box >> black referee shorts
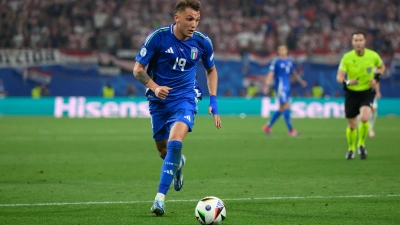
[345,88,376,118]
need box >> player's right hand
[347,79,359,85]
[153,86,172,100]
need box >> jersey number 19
[173,57,186,71]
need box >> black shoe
[346,150,355,160]
[358,146,367,160]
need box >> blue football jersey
[135,24,215,102]
[269,58,295,92]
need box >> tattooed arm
[133,62,157,90]
[133,62,171,99]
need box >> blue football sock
[283,109,293,131]
[267,111,282,127]
[158,140,182,195]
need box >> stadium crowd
[0,0,399,55]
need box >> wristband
[209,95,218,115]
[343,79,350,86]
[374,73,381,82]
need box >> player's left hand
[208,95,222,129]
[153,86,172,100]
[300,80,307,88]
[210,113,222,129]
[376,92,382,99]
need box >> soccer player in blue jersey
[133,0,222,216]
[262,44,307,136]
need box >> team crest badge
[191,47,198,59]
[366,67,372,73]
[140,47,147,57]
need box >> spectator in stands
[333,90,341,98]
[246,82,259,98]
[125,83,137,97]
[224,89,232,97]
[102,82,114,98]
[239,88,247,97]
[31,84,42,99]
[1,0,399,54]
[311,81,324,98]
[0,80,7,97]
[41,84,51,96]
[291,89,300,97]
[303,90,312,97]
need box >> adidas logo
[184,115,191,122]
[164,170,173,175]
[165,47,174,54]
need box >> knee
[348,121,357,130]
[168,134,185,142]
[359,114,369,123]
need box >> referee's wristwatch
[343,79,351,86]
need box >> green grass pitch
[0,117,399,225]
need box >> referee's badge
[191,47,198,59]
[366,67,372,73]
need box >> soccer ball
[195,196,226,224]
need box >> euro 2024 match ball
[195,196,226,224]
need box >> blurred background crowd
[1,0,399,54]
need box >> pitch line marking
[0,194,399,207]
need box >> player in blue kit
[133,0,222,216]
[262,44,307,136]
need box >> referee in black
[336,31,385,160]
